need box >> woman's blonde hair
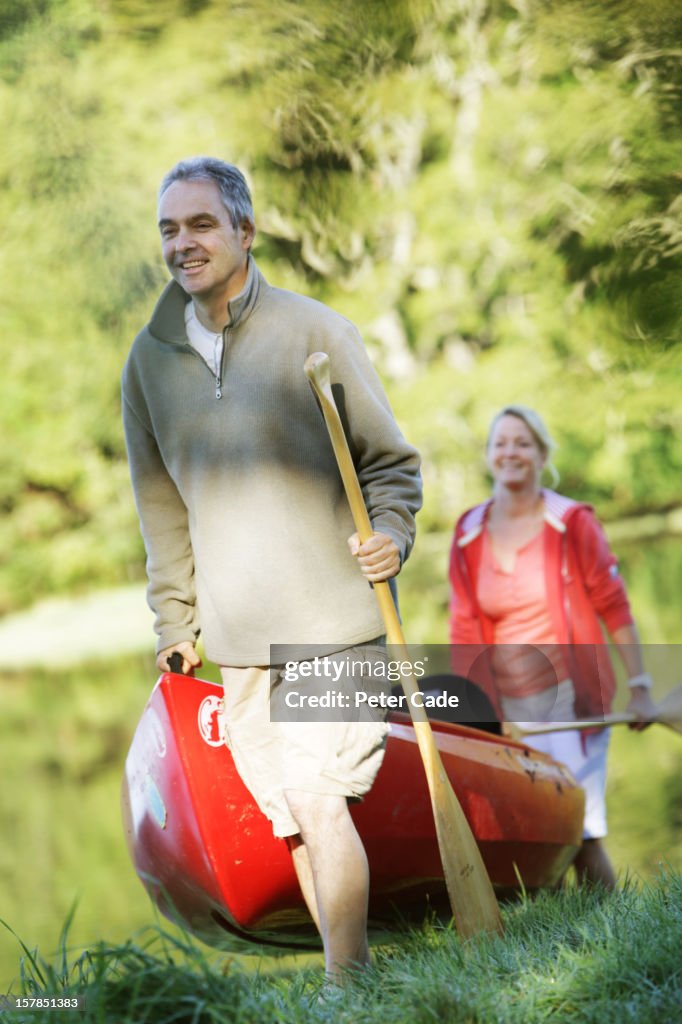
[487,405,560,487]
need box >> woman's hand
[625,684,657,731]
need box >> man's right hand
[157,641,202,676]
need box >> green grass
[1,874,681,1023]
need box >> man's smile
[179,259,208,269]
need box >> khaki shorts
[219,640,389,838]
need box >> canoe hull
[122,672,583,949]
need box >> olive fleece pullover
[121,258,422,666]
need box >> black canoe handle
[167,651,185,675]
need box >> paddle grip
[168,651,185,675]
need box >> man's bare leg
[284,790,370,981]
[574,838,617,889]
[287,835,321,932]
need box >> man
[121,157,422,979]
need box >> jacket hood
[456,489,591,548]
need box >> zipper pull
[214,332,224,399]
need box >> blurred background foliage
[0,0,680,617]
[1,0,681,990]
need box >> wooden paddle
[304,351,503,939]
[516,683,682,738]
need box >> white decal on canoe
[198,695,225,747]
[147,707,167,758]
[145,773,167,829]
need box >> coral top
[477,528,569,698]
[449,491,634,719]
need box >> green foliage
[0,0,680,613]
[609,726,682,876]
[0,0,54,42]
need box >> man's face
[157,179,254,305]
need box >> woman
[448,405,655,887]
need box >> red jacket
[448,489,634,719]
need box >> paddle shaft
[517,714,638,737]
[304,351,503,938]
[518,682,682,737]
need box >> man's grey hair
[159,157,255,231]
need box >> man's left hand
[625,685,657,731]
[348,531,400,582]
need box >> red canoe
[121,671,584,949]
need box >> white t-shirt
[184,301,224,375]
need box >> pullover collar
[224,254,261,329]
[148,255,264,345]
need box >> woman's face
[487,414,545,491]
